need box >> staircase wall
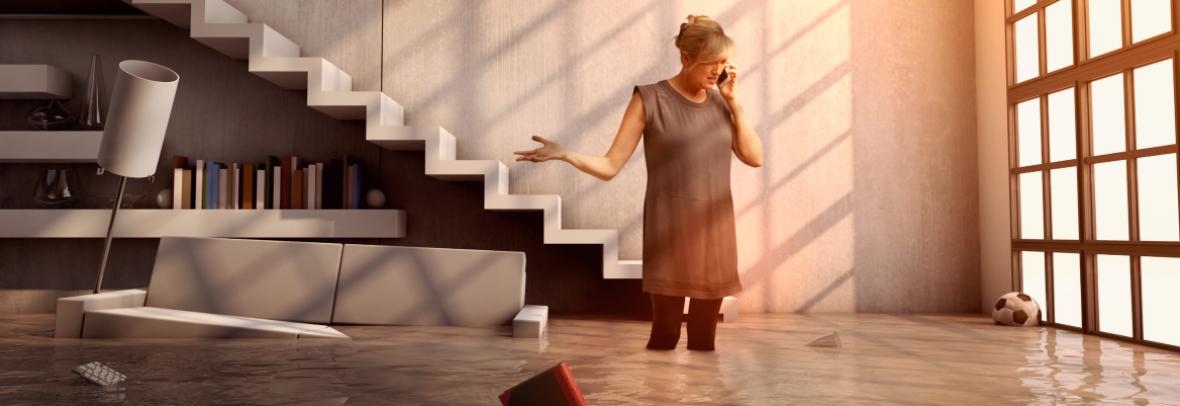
[1,0,982,314]
[365,0,981,312]
[0,16,645,316]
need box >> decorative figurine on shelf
[79,54,105,130]
[33,169,83,208]
[366,189,385,208]
[26,100,73,130]
[156,189,173,209]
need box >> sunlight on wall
[379,0,976,313]
[722,0,853,312]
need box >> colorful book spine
[171,155,188,210]
[243,163,254,209]
[172,168,184,210]
[323,159,342,209]
[195,159,205,209]
[205,162,221,209]
[218,167,229,210]
[273,166,282,210]
[307,164,317,210]
[315,162,324,210]
[230,163,239,210]
[349,163,361,209]
[293,169,305,209]
[266,156,280,209]
[280,156,293,209]
[255,168,266,209]
[180,169,192,209]
[341,155,350,208]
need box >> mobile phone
[718,68,729,84]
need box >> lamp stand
[93,175,127,293]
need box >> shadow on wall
[372,0,979,313]
[0,0,979,315]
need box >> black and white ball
[992,292,1041,327]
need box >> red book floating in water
[499,361,586,406]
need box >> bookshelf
[0,133,400,239]
[0,131,102,162]
[0,209,406,238]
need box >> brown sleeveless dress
[634,80,741,299]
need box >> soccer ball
[992,292,1041,327]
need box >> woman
[515,15,763,351]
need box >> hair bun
[672,14,734,62]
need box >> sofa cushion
[145,237,342,324]
[332,244,525,326]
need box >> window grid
[1006,0,1180,352]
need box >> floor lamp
[93,60,179,293]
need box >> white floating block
[332,244,526,327]
[680,296,740,323]
[513,305,548,338]
[56,289,147,338]
[720,296,739,323]
[0,64,71,99]
[807,332,841,348]
[145,237,343,324]
[81,307,348,339]
[0,131,103,163]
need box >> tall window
[1008,0,1180,351]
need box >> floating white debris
[807,332,841,348]
[73,361,126,390]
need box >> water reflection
[2,314,1180,405]
[1019,328,1178,404]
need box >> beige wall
[975,0,1013,313]
[1,0,983,313]
[376,0,980,312]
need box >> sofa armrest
[55,289,147,338]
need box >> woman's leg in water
[646,294,685,350]
[686,297,723,351]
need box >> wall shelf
[0,131,102,162]
[0,64,72,99]
[0,209,406,238]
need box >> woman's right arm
[514,90,646,181]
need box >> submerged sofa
[56,237,547,339]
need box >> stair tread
[125,0,644,279]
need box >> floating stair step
[123,0,645,281]
[250,57,352,91]
[128,0,248,28]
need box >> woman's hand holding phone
[719,64,738,101]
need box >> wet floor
[1,313,1179,405]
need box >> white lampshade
[98,60,179,178]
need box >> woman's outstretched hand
[514,135,566,163]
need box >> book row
[169,155,368,210]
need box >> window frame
[1006,0,1180,352]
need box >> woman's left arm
[720,65,764,168]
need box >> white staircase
[123,0,643,280]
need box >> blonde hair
[674,15,735,65]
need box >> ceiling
[0,0,143,15]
